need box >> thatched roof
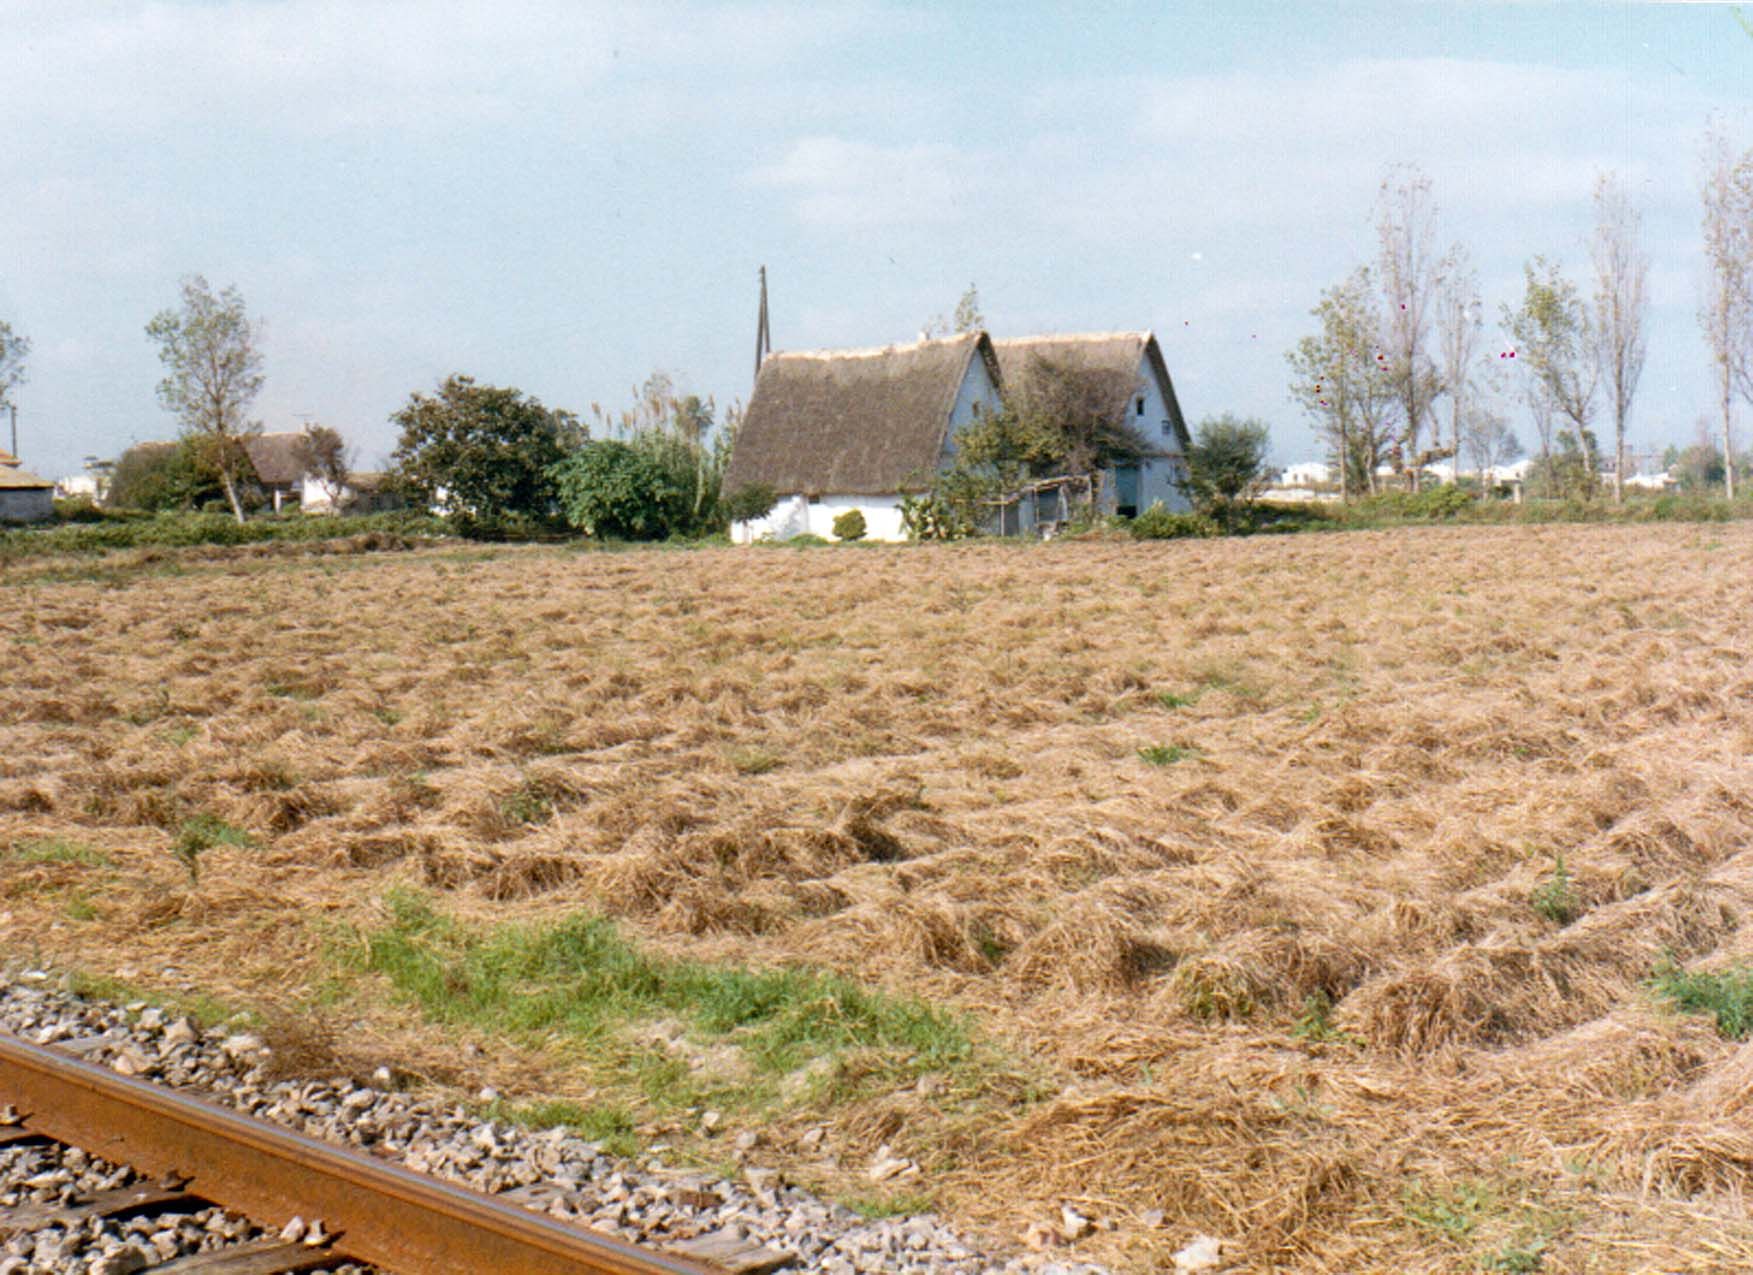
[0,450,52,489]
[242,432,307,486]
[991,332,1190,455]
[724,333,998,497]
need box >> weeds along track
[6,524,1753,1270]
[0,1031,712,1274]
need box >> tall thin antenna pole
[755,265,771,380]
[8,405,15,461]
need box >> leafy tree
[145,276,265,524]
[550,440,687,540]
[389,375,581,534]
[1182,414,1271,529]
[1005,355,1149,480]
[107,440,223,511]
[591,372,735,536]
[1503,258,1599,496]
[291,424,353,510]
[0,320,29,417]
[1672,438,1727,491]
[1287,265,1398,498]
[923,283,984,338]
[722,482,778,524]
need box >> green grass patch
[67,970,252,1031]
[172,814,254,884]
[726,746,783,776]
[484,1098,641,1158]
[1649,959,1753,1039]
[350,891,975,1112]
[498,780,556,827]
[1401,1174,1570,1271]
[840,1191,935,1220]
[6,837,112,868]
[1529,854,1579,925]
[1137,744,1197,766]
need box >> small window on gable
[1161,420,1173,438]
[1136,397,1145,416]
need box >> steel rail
[0,1031,718,1275]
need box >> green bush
[52,496,110,524]
[831,507,867,541]
[549,440,689,541]
[1129,503,1218,540]
[1353,485,1474,520]
[107,439,228,512]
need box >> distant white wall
[733,494,908,543]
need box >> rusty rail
[0,1031,718,1275]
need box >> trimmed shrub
[832,508,867,541]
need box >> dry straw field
[6,523,1753,1271]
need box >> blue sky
[3,1,1751,481]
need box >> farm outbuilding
[0,451,54,523]
[242,433,309,512]
[724,332,1003,543]
[724,328,1193,542]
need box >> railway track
[0,1032,729,1275]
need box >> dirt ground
[6,524,1753,1272]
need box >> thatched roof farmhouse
[726,329,1191,542]
[724,332,1002,542]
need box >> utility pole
[754,266,771,381]
[8,404,15,460]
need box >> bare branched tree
[1461,402,1522,483]
[145,276,265,524]
[1434,246,1482,486]
[1375,163,1447,490]
[1590,172,1650,504]
[1699,124,1753,500]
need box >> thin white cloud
[3,0,893,138]
[752,137,978,229]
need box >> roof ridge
[766,332,980,362]
[990,331,1149,345]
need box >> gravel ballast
[0,971,1111,1274]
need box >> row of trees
[66,275,732,536]
[1294,126,1753,504]
[1288,164,1654,502]
[386,371,741,539]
